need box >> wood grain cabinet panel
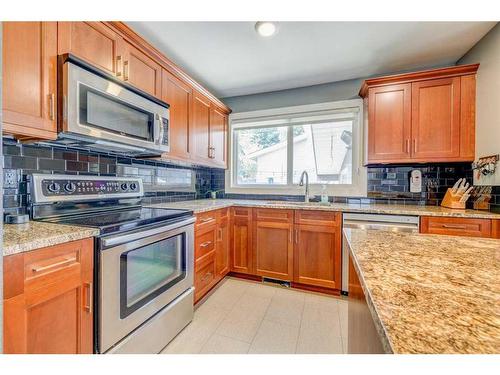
[210,105,228,168]
[123,42,162,98]
[367,84,411,162]
[216,216,230,279]
[231,208,253,274]
[58,21,124,76]
[361,64,478,164]
[3,238,93,354]
[161,69,193,160]
[411,77,461,159]
[2,21,58,140]
[192,91,212,164]
[420,216,492,238]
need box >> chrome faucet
[299,171,310,202]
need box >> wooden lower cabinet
[3,238,94,354]
[420,216,493,238]
[194,208,231,303]
[294,211,342,289]
[230,207,253,274]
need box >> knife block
[441,188,466,209]
[473,197,491,210]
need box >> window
[227,100,367,197]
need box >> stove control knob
[47,182,60,193]
[129,182,138,191]
[64,182,77,193]
[120,183,128,191]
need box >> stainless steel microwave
[56,56,170,156]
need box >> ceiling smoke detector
[255,22,277,37]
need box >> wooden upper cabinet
[210,105,228,168]
[192,91,212,164]
[161,69,193,160]
[58,21,124,76]
[2,22,58,140]
[367,84,411,162]
[411,77,461,159]
[360,64,479,164]
[123,42,162,98]
[3,238,94,354]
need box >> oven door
[98,217,194,353]
[62,60,169,154]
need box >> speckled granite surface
[344,228,500,354]
[146,199,500,219]
[3,222,99,256]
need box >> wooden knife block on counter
[441,188,466,209]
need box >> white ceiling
[127,22,496,98]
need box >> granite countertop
[344,228,500,354]
[146,199,500,219]
[3,221,99,256]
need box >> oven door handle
[101,217,196,248]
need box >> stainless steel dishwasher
[341,213,419,294]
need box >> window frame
[226,99,367,197]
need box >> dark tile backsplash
[3,138,499,214]
[2,138,225,216]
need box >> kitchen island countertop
[344,228,500,354]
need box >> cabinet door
[192,91,212,164]
[367,84,411,163]
[294,224,341,289]
[254,221,294,281]
[210,105,228,168]
[58,22,124,76]
[3,239,93,354]
[2,22,57,140]
[411,77,461,160]
[216,216,230,279]
[123,42,162,98]
[231,208,253,274]
[161,69,193,160]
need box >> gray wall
[221,77,363,113]
[458,23,500,186]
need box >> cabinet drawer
[195,228,216,260]
[195,211,217,230]
[218,207,229,221]
[420,216,492,238]
[195,252,216,300]
[253,208,293,223]
[295,210,340,226]
[232,207,251,218]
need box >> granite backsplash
[3,138,499,214]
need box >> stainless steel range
[30,173,195,354]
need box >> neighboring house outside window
[226,100,367,197]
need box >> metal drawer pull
[200,217,214,223]
[295,229,299,244]
[200,241,212,248]
[218,228,223,241]
[32,257,76,273]
[123,60,129,81]
[201,272,213,282]
[116,55,122,76]
[442,224,467,229]
[405,139,410,154]
[84,282,92,313]
[49,93,55,121]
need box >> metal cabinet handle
[49,93,55,121]
[289,228,292,243]
[123,60,129,81]
[32,257,76,273]
[405,139,410,154]
[200,217,214,223]
[218,228,223,241]
[116,55,122,77]
[295,229,299,244]
[413,139,417,153]
[200,241,212,248]
[84,282,92,313]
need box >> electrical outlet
[3,169,19,189]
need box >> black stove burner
[44,207,193,235]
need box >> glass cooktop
[45,207,193,235]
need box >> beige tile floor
[162,277,348,354]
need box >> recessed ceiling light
[255,22,277,37]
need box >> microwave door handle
[155,114,164,145]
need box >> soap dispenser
[320,184,329,204]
